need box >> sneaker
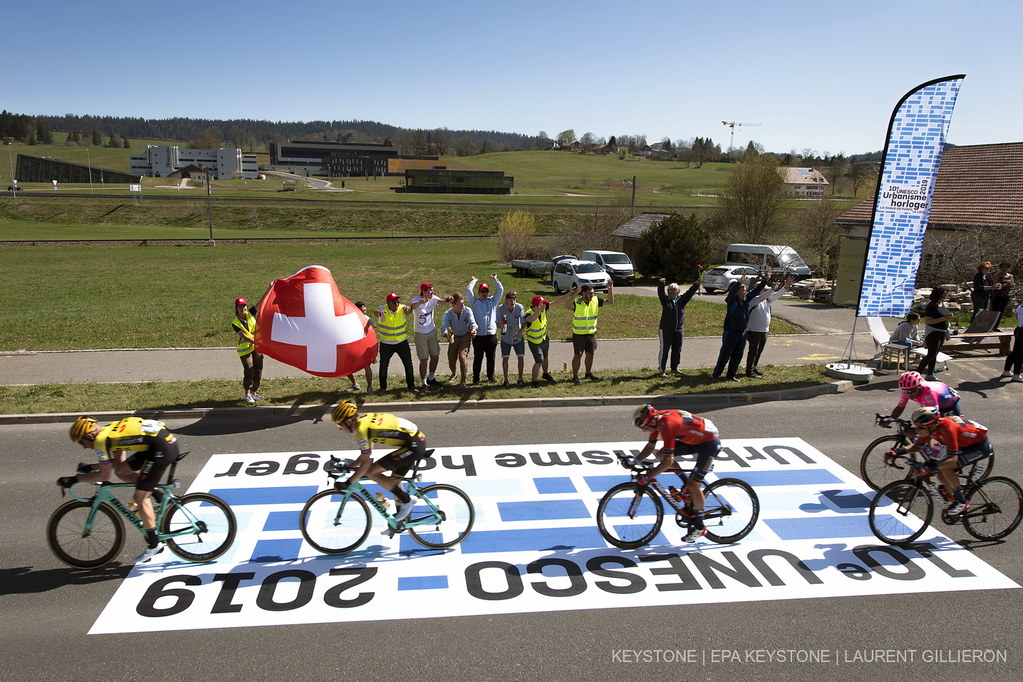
[251,392,262,401]
[133,544,165,564]
[754,369,765,377]
[1013,375,1023,383]
[501,380,510,387]
[674,368,685,375]
[517,378,525,386]
[244,394,255,404]
[726,376,741,382]
[366,386,374,395]
[658,371,667,378]
[585,373,601,381]
[925,374,938,381]
[683,527,707,543]
[1001,370,1013,377]
[542,372,555,382]
[572,376,580,384]
[394,500,416,523]
[946,500,969,515]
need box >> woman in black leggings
[918,287,953,380]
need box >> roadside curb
[0,380,851,425]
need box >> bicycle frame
[613,452,727,521]
[324,456,444,532]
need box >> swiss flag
[254,265,377,377]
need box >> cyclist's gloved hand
[56,476,77,489]
[77,462,98,475]
[879,416,894,428]
[884,447,906,465]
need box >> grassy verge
[0,365,831,415]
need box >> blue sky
[6,0,1018,155]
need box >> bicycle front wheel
[869,481,934,544]
[300,489,371,555]
[859,434,906,491]
[407,484,475,549]
[962,476,1023,541]
[47,500,125,568]
[702,478,760,543]
[161,493,237,562]
[596,482,664,549]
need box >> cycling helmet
[633,404,657,428]
[898,371,924,391]
[909,406,940,427]
[69,416,98,443]
[331,401,358,425]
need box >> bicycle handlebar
[875,413,911,430]
[612,451,654,474]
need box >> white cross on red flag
[254,265,377,377]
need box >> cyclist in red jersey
[632,405,721,542]
[888,406,991,515]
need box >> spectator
[344,301,376,394]
[410,282,453,388]
[232,284,271,404]
[744,274,795,377]
[466,274,503,384]
[523,290,574,385]
[374,293,418,394]
[918,286,954,381]
[1000,296,1023,383]
[712,275,767,382]
[970,261,997,323]
[565,281,614,383]
[890,312,923,349]
[441,293,477,388]
[656,275,701,378]
[496,291,527,386]
[990,261,1017,324]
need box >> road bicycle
[300,452,475,554]
[47,455,237,568]
[860,413,994,491]
[596,451,760,548]
[868,452,1022,545]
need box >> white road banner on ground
[90,439,1018,634]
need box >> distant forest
[0,109,884,165]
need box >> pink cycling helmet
[898,371,924,391]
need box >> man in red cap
[373,293,418,394]
[466,274,503,384]
[522,289,574,385]
[232,284,271,404]
[410,282,453,388]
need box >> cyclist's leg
[134,449,172,552]
[679,439,720,525]
[935,454,966,506]
[956,439,993,480]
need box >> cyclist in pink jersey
[882,371,962,425]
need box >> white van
[580,250,635,285]
[724,244,811,277]
[552,259,611,294]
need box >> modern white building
[130,145,259,179]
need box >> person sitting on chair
[890,313,923,348]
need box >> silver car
[702,266,761,294]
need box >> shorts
[373,433,428,477]
[501,339,525,357]
[528,338,549,363]
[572,333,597,354]
[670,438,720,483]
[415,331,440,359]
[131,431,180,492]
[447,333,472,364]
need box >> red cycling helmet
[898,371,924,391]
[633,404,657,428]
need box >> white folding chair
[865,317,911,371]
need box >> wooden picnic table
[942,330,1015,355]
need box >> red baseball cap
[531,295,549,306]
[235,297,247,306]
[386,292,401,303]
[420,282,432,292]
[479,283,490,291]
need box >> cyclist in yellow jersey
[331,401,428,529]
[64,416,182,563]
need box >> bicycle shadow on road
[1,564,130,595]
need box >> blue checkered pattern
[857,77,964,317]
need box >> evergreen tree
[634,213,715,283]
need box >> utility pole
[631,175,636,215]
[206,167,215,246]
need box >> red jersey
[649,410,719,450]
[913,416,988,457]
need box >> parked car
[579,250,635,285]
[701,265,761,294]
[552,259,610,294]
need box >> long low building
[16,154,139,185]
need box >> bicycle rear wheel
[869,481,934,544]
[300,489,371,555]
[407,484,475,549]
[47,500,125,568]
[702,478,760,543]
[596,482,664,549]
[859,434,906,491]
[962,476,1023,541]
[161,493,237,562]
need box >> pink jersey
[896,380,960,411]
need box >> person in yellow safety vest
[233,284,272,404]
[522,289,575,385]
[563,282,614,384]
[374,292,419,394]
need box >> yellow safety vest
[232,311,256,355]
[525,310,547,344]
[377,307,409,343]
[572,297,599,335]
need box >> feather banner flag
[255,265,377,377]
[857,75,965,317]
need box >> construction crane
[721,121,761,152]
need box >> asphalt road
[2,365,1020,681]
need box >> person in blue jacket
[712,274,767,382]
